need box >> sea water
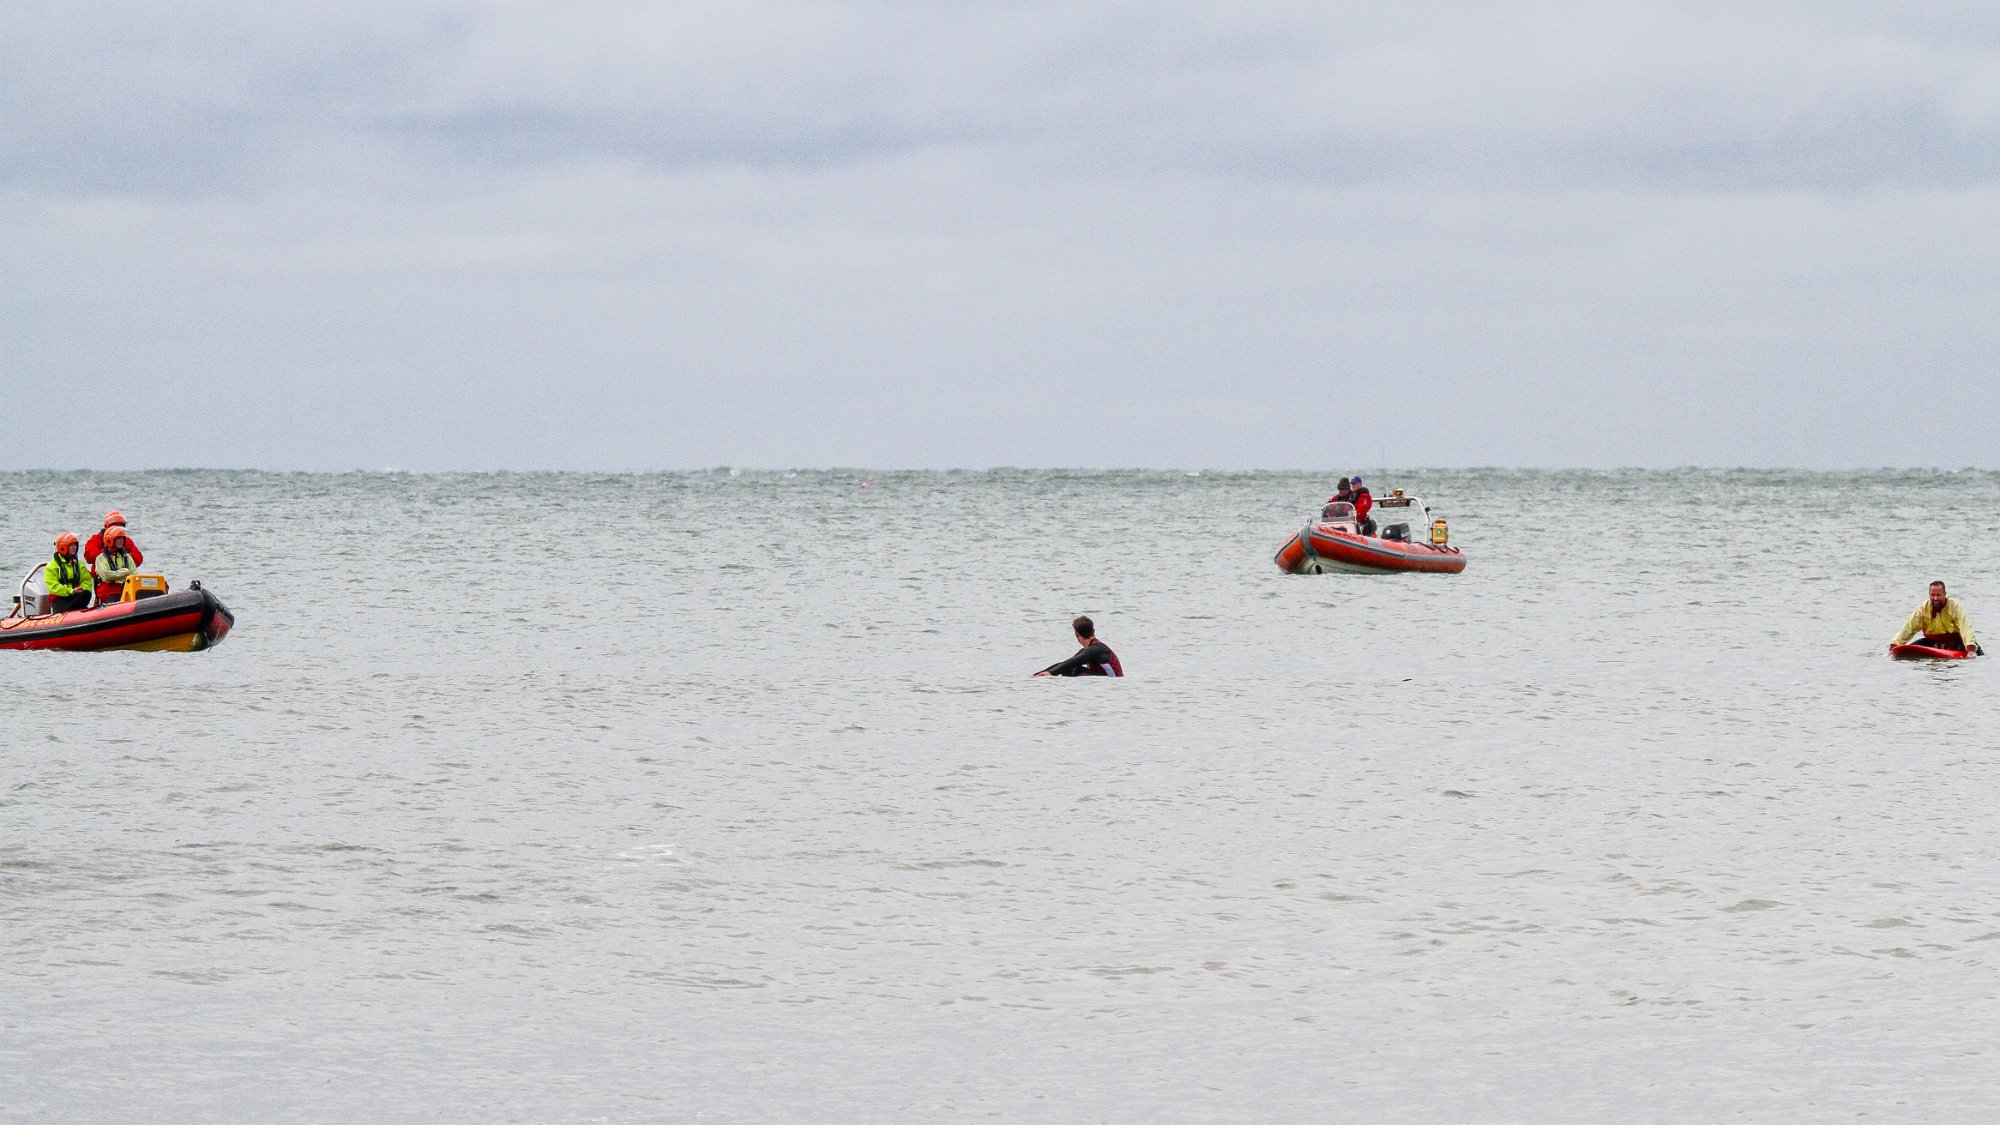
[4,469,1999,1121]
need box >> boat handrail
[14,562,48,620]
[1376,492,1433,522]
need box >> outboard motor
[15,564,51,617]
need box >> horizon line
[1,464,1995,475]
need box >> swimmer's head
[1072,615,1095,640]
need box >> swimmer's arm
[1037,648,1093,677]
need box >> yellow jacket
[44,554,89,598]
[94,549,137,589]
[1893,597,1976,647]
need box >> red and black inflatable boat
[2,571,234,652]
[1275,490,1466,575]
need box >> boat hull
[0,588,235,652]
[1275,524,1466,575]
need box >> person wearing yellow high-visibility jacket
[44,533,92,613]
[1892,581,1981,655]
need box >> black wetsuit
[1040,641,1123,677]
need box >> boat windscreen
[1320,500,1356,520]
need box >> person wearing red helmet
[45,533,92,613]
[84,510,143,569]
[92,526,140,606]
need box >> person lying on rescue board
[1034,615,1123,677]
[1892,581,1980,655]
[45,533,93,613]
[92,526,139,606]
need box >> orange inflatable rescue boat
[3,565,235,652]
[1275,489,1466,575]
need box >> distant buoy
[860,481,871,489]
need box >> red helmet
[106,526,128,545]
[103,510,126,528]
[55,532,79,554]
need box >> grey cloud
[6,2,1998,196]
[0,3,452,194]
[381,2,2000,190]
[7,2,1999,471]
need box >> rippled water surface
[5,469,1999,1121]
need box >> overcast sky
[4,1,1997,469]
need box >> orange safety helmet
[55,532,79,554]
[103,509,126,528]
[105,526,128,544]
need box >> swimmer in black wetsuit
[1034,615,1123,677]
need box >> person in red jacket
[83,510,143,568]
[1350,477,1376,536]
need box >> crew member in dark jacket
[1035,615,1124,677]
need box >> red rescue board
[1890,644,1975,660]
